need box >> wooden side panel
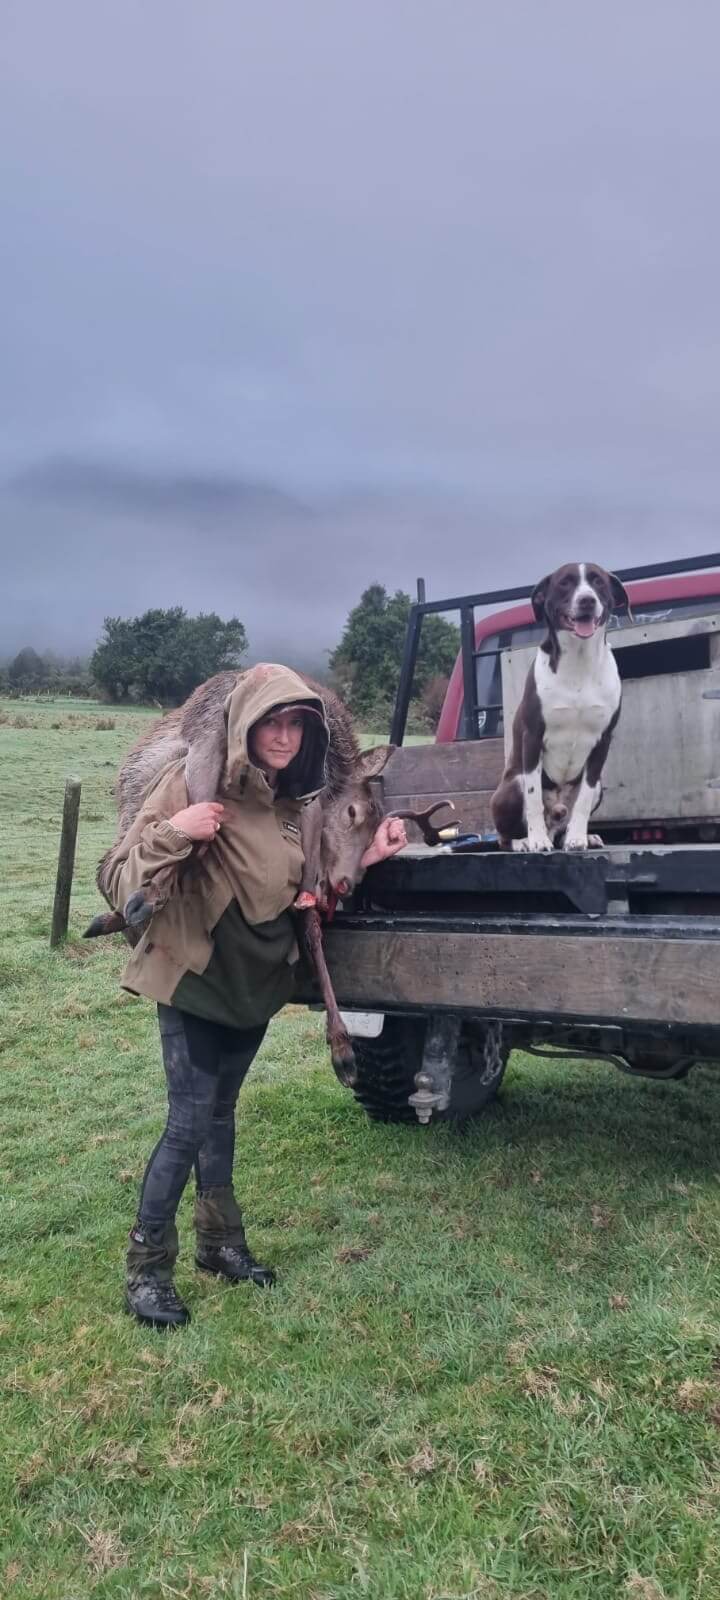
[380,740,505,797]
[312,928,720,1028]
[382,790,496,835]
[376,740,505,838]
[600,672,720,820]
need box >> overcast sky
[2,1,720,664]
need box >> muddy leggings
[137,1004,267,1227]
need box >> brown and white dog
[491,561,631,852]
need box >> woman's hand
[170,802,225,841]
[360,815,408,870]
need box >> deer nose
[333,878,350,897]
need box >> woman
[104,664,407,1329]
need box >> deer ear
[357,744,395,780]
[609,572,633,619]
[531,576,552,623]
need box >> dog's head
[531,562,631,641]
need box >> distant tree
[0,647,94,698]
[36,650,93,697]
[90,616,141,702]
[8,646,49,690]
[90,608,247,704]
[329,585,460,719]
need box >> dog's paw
[563,835,589,852]
[587,833,604,849]
[513,835,553,853]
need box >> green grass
[2,697,720,1599]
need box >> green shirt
[171,900,298,1029]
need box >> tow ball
[407,1014,462,1124]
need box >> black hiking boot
[194,1185,275,1288]
[195,1242,275,1287]
[125,1274,191,1329]
[125,1219,190,1328]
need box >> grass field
[2,697,720,1599]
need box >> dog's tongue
[573,618,596,638]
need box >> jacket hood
[223,664,330,800]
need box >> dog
[491,561,631,852]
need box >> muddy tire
[351,1015,510,1124]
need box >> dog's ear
[609,572,633,621]
[531,575,552,623]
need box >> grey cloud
[10,460,311,524]
[2,2,720,662]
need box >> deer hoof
[330,1038,357,1089]
[83,910,123,939]
[124,891,153,929]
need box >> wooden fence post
[50,779,81,947]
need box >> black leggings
[137,1004,266,1227]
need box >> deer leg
[121,862,176,932]
[83,908,128,938]
[122,848,192,929]
[90,741,218,940]
[301,906,356,1088]
[184,726,226,805]
[85,855,178,943]
[294,800,324,915]
[83,891,158,941]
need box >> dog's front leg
[563,775,601,850]
[514,761,554,853]
[564,714,618,850]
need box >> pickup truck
[298,553,720,1123]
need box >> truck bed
[361,840,720,917]
[295,843,720,1038]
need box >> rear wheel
[351,1015,509,1124]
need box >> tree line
[0,646,93,699]
[2,586,460,730]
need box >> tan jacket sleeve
[104,765,194,913]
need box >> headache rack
[390,551,720,746]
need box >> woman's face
[249,708,305,775]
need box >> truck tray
[295,844,720,1037]
[357,842,720,918]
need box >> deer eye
[348,804,357,823]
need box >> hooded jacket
[105,665,329,1021]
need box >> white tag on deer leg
[339,1010,384,1038]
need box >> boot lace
[137,1277,185,1310]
